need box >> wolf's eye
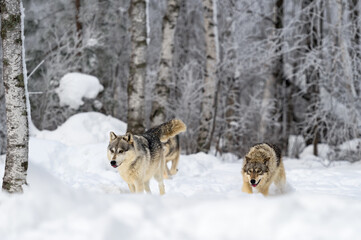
[110,149,114,153]
[118,149,124,154]
[247,170,251,174]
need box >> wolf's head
[243,156,269,187]
[107,132,135,168]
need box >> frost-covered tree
[1,0,29,193]
[0,74,6,156]
[150,0,180,127]
[0,41,6,155]
[197,0,218,153]
[127,0,147,134]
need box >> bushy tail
[146,119,187,143]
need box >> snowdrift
[1,112,361,240]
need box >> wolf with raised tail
[107,119,186,195]
[242,143,286,196]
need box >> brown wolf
[107,119,186,195]
[242,143,286,196]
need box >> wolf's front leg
[144,181,151,194]
[134,181,145,193]
[259,182,272,197]
[128,183,136,193]
[154,172,165,195]
[274,162,287,194]
[242,181,253,194]
[163,166,171,179]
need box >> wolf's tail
[146,119,187,143]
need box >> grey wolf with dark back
[242,143,286,196]
[107,119,186,195]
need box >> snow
[56,73,104,109]
[339,138,361,152]
[34,112,127,146]
[299,143,334,160]
[1,112,361,240]
[288,135,305,158]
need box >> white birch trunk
[337,0,357,98]
[0,57,6,154]
[259,0,283,143]
[197,0,217,152]
[127,0,147,134]
[150,0,180,127]
[258,75,276,141]
[1,0,29,193]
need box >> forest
[1,0,361,161]
[1,1,361,238]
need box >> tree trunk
[337,0,356,98]
[0,39,6,154]
[0,84,6,155]
[127,0,147,134]
[75,0,82,71]
[350,0,360,97]
[75,0,82,36]
[197,0,218,152]
[258,75,276,142]
[302,0,322,156]
[1,0,29,193]
[259,0,285,151]
[150,0,180,127]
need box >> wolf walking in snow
[107,119,186,195]
[242,143,286,196]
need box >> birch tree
[350,0,360,87]
[75,0,82,38]
[302,0,322,156]
[74,0,82,71]
[0,73,6,155]
[0,43,6,154]
[258,0,284,144]
[197,0,218,152]
[337,0,356,98]
[150,0,179,127]
[127,0,147,134]
[1,0,29,193]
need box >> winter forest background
[1,0,361,162]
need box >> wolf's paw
[163,173,172,179]
[170,168,178,176]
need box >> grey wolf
[107,119,186,195]
[242,143,286,196]
[163,135,180,178]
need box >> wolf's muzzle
[250,179,260,187]
[110,160,117,168]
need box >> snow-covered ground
[1,112,361,240]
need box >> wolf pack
[107,119,286,196]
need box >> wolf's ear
[264,157,270,164]
[110,132,117,141]
[245,156,251,162]
[125,132,134,144]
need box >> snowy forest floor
[1,112,361,240]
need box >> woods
[2,0,361,166]
[0,2,361,238]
